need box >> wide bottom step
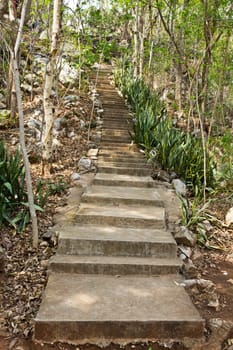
[34,273,204,344]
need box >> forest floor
[1,83,233,350]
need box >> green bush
[0,141,28,231]
[114,58,215,196]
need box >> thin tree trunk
[25,0,32,24]
[42,0,62,175]
[13,0,39,248]
[138,5,145,78]
[133,0,139,78]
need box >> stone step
[76,204,165,229]
[101,137,132,143]
[101,130,130,137]
[97,161,149,169]
[99,148,139,154]
[98,165,151,176]
[56,225,177,258]
[103,118,131,123]
[49,255,181,275]
[98,150,145,158]
[103,105,129,110]
[34,274,204,344]
[98,156,147,164]
[104,112,130,117]
[102,99,124,103]
[102,122,131,127]
[93,173,156,187]
[82,185,163,207]
[102,124,130,130]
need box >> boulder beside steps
[34,69,204,345]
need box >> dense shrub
[0,141,28,231]
[114,61,215,196]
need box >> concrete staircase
[34,69,204,345]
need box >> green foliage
[210,130,233,189]
[152,118,215,195]
[114,59,215,196]
[0,141,28,231]
[179,195,221,249]
[0,142,47,232]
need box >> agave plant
[114,59,215,197]
[0,141,28,231]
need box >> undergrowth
[0,141,67,233]
[114,59,215,197]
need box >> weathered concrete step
[101,130,130,137]
[97,161,149,169]
[102,120,131,125]
[102,124,130,130]
[56,225,177,258]
[103,111,130,116]
[82,185,163,207]
[102,124,131,130]
[98,149,145,158]
[98,156,147,165]
[49,255,181,275]
[76,204,165,229]
[93,173,156,187]
[98,165,151,176]
[99,147,139,154]
[102,117,131,122]
[34,274,204,343]
[103,109,129,113]
[103,104,128,109]
[102,99,124,103]
[103,117,131,122]
[101,137,131,143]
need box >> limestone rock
[78,157,92,170]
[64,95,78,103]
[53,117,67,131]
[24,73,36,83]
[59,59,79,85]
[27,118,41,130]
[182,259,199,279]
[226,207,233,226]
[80,120,85,129]
[175,226,196,247]
[87,148,98,158]
[179,245,192,260]
[172,179,187,196]
[21,83,33,93]
[152,169,171,182]
[71,173,81,181]
[39,30,48,40]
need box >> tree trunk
[25,0,32,24]
[42,0,62,174]
[200,0,212,114]
[174,61,183,110]
[138,5,145,78]
[13,0,39,248]
[133,0,139,78]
